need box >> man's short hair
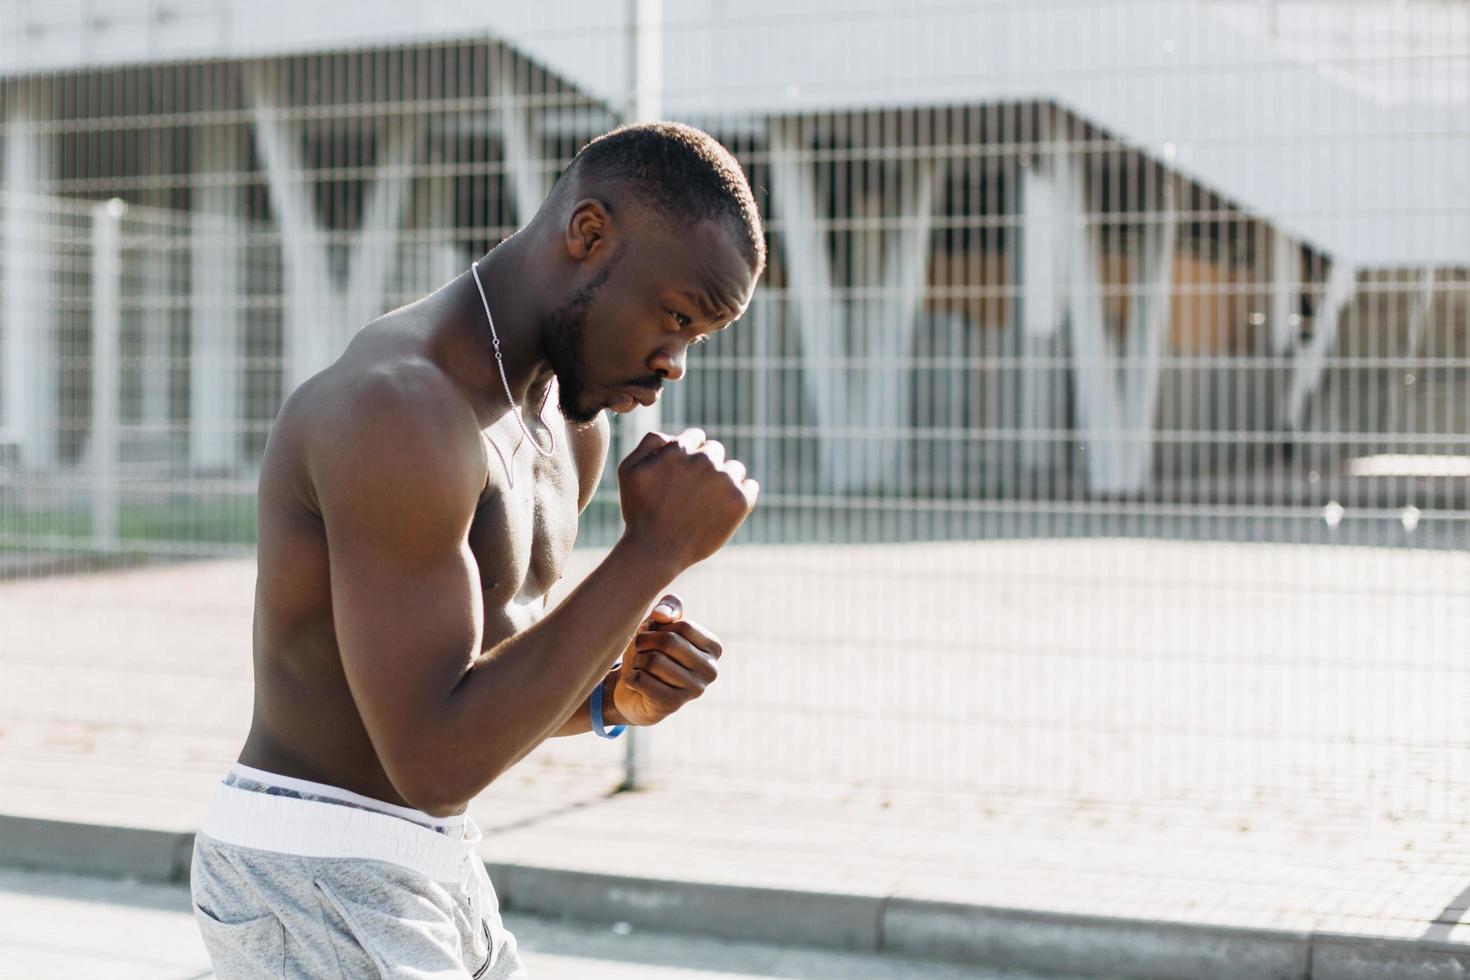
[557,122,766,275]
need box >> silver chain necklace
[470,258,556,459]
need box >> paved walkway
[0,868,1023,980]
[3,548,1470,976]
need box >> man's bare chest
[467,446,581,608]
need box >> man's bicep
[315,407,486,790]
[326,521,483,735]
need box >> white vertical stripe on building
[91,199,125,546]
[190,124,245,471]
[1,95,56,467]
[1284,257,1358,432]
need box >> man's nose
[652,345,686,382]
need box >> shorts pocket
[193,902,285,979]
[314,874,466,978]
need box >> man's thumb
[619,431,674,474]
[649,594,683,623]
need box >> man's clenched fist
[608,593,723,727]
[618,429,757,573]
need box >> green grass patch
[0,496,258,549]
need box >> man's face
[543,217,756,427]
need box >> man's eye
[670,311,692,328]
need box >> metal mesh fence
[0,1,1467,820]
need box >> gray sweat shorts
[190,783,526,979]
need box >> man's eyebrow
[680,289,732,322]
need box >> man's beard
[542,257,662,428]
[542,273,605,427]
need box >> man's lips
[606,385,661,413]
[626,387,659,408]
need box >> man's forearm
[405,536,673,811]
[548,671,630,738]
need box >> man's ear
[565,198,614,261]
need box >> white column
[91,200,126,547]
[769,130,943,494]
[1269,229,1298,354]
[190,125,244,471]
[768,121,848,492]
[252,77,419,392]
[138,203,171,437]
[2,98,57,467]
[1058,158,1176,496]
[1283,257,1357,432]
[848,159,940,493]
[1026,125,1177,495]
[1385,266,1437,435]
[751,292,773,486]
[1117,179,1178,492]
[342,117,423,341]
[250,83,333,391]
[1056,150,1125,495]
[1021,165,1062,341]
[495,56,551,230]
[412,156,463,296]
[1020,161,1064,476]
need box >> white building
[1,0,1465,549]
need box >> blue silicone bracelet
[590,675,626,739]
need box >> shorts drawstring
[456,819,492,968]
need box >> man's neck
[458,235,554,410]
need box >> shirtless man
[190,122,765,979]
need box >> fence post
[91,199,125,549]
[618,0,663,792]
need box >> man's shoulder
[294,350,468,441]
[298,354,486,515]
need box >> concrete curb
[487,863,883,952]
[880,899,1313,979]
[0,814,192,881]
[2,814,1467,978]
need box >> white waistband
[226,763,466,832]
[200,782,483,884]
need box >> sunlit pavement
[0,867,1082,980]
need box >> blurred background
[0,0,1467,974]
